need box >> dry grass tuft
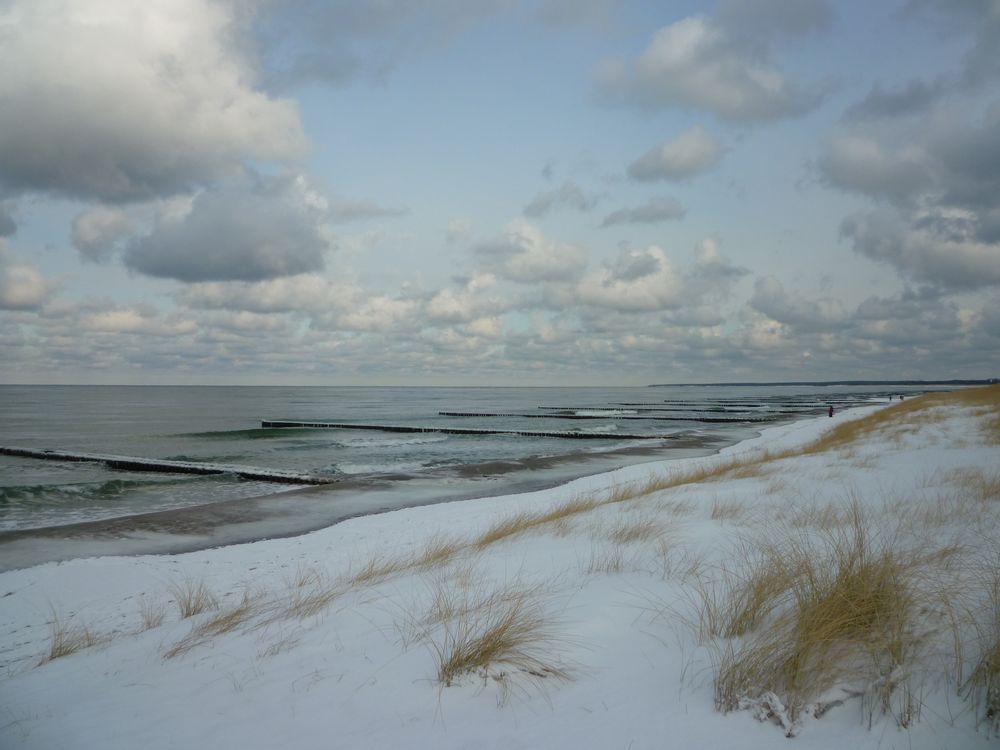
[961,561,1000,733]
[608,516,662,545]
[137,597,167,631]
[164,589,265,659]
[414,534,464,570]
[710,499,743,522]
[425,581,570,703]
[348,553,411,586]
[167,576,218,619]
[475,511,542,548]
[44,613,98,663]
[280,579,343,621]
[476,497,602,549]
[711,507,929,730]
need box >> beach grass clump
[712,509,927,731]
[475,496,602,549]
[164,589,265,659]
[137,596,167,631]
[414,533,465,570]
[425,580,569,704]
[44,613,99,663]
[347,553,412,586]
[167,576,218,619]
[960,562,1000,733]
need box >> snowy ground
[1,395,998,749]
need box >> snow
[2,400,998,749]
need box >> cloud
[71,206,135,262]
[716,0,834,40]
[0,244,56,310]
[425,274,510,324]
[844,80,948,121]
[0,0,306,203]
[178,274,357,314]
[0,203,15,237]
[573,241,745,312]
[474,220,587,283]
[818,134,931,204]
[840,208,1000,290]
[596,9,827,122]
[823,98,1000,290]
[523,181,599,218]
[749,275,848,333]
[124,174,332,282]
[601,196,686,226]
[627,127,725,182]
[329,197,406,224]
[255,0,510,88]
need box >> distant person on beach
[828,405,834,417]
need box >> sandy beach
[1,386,998,749]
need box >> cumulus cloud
[749,275,848,333]
[179,274,358,314]
[0,203,16,237]
[125,174,332,282]
[425,274,509,324]
[596,6,828,122]
[840,208,1000,290]
[0,244,57,310]
[523,181,599,218]
[627,128,725,182]
[71,206,135,262]
[823,99,1000,290]
[573,241,746,312]
[0,0,306,203]
[474,220,587,283]
[819,134,931,204]
[328,197,406,224]
[255,0,509,88]
[844,80,948,121]
[601,196,686,226]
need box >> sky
[0,0,999,386]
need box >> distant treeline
[650,379,999,387]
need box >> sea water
[0,384,922,568]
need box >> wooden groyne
[261,420,670,440]
[439,411,774,424]
[0,446,337,485]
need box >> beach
[1,386,998,749]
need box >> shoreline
[3,390,998,749]
[0,425,732,571]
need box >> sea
[0,384,931,570]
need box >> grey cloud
[0,245,55,310]
[255,0,511,89]
[329,198,406,224]
[840,209,1000,290]
[628,128,725,182]
[125,174,331,283]
[818,135,931,204]
[0,0,306,203]
[601,196,685,227]
[844,80,947,120]
[0,203,16,237]
[717,0,835,40]
[72,206,135,262]
[749,275,848,333]
[596,13,826,122]
[475,220,587,283]
[907,0,1000,86]
[524,181,599,218]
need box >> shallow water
[0,384,925,569]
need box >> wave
[0,476,208,505]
